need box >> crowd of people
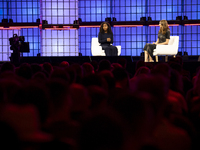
[0,56,200,150]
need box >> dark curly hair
[100,22,113,34]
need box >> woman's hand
[107,38,111,42]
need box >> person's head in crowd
[170,69,183,94]
[78,110,130,150]
[134,66,150,77]
[90,60,99,73]
[169,56,183,65]
[31,63,42,75]
[193,69,200,96]
[69,83,90,113]
[65,66,77,84]
[0,62,15,73]
[42,62,53,75]
[32,71,48,82]
[46,79,71,120]
[98,70,115,91]
[0,121,20,150]
[59,61,69,68]
[182,76,193,97]
[112,67,129,89]
[0,78,21,104]
[71,63,83,83]
[16,63,32,79]
[87,85,108,111]
[0,71,17,80]
[112,92,156,144]
[117,58,127,69]
[14,82,49,123]
[111,63,122,70]
[82,74,107,90]
[145,62,154,70]
[136,60,145,72]
[50,68,70,83]
[98,59,111,72]
[151,63,171,79]
[82,62,94,77]
[169,62,182,74]
[130,75,169,118]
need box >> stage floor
[15,55,199,77]
[18,55,199,64]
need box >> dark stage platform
[15,55,200,77]
[19,55,200,64]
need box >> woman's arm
[153,38,159,44]
[110,33,113,44]
[157,39,169,45]
[98,32,107,44]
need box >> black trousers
[143,43,156,58]
[102,45,118,56]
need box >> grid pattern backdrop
[79,0,112,22]
[0,0,40,61]
[0,0,200,61]
[147,0,182,21]
[78,0,200,56]
[41,0,79,56]
[112,0,146,21]
[42,29,79,56]
[4,0,40,23]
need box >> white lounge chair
[153,36,179,62]
[91,37,121,56]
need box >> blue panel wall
[113,0,146,21]
[79,0,112,22]
[8,0,40,23]
[41,0,79,56]
[78,0,200,56]
[0,1,8,21]
[1,0,200,60]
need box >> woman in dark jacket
[98,22,118,56]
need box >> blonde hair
[159,20,170,35]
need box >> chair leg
[165,55,168,62]
[155,55,158,62]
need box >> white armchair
[153,36,179,62]
[91,37,121,56]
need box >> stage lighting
[74,20,79,24]
[184,51,188,56]
[36,18,40,23]
[78,18,82,23]
[42,20,48,25]
[176,16,182,21]
[105,17,111,22]
[140,17,146,22]
[177,52,182,56]
[2,19,8,23]
[184,16,188,21]
[148,17,152,21]
[112,17,117,21]
[9,19,13,23]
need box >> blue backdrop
[0,0,200,61]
